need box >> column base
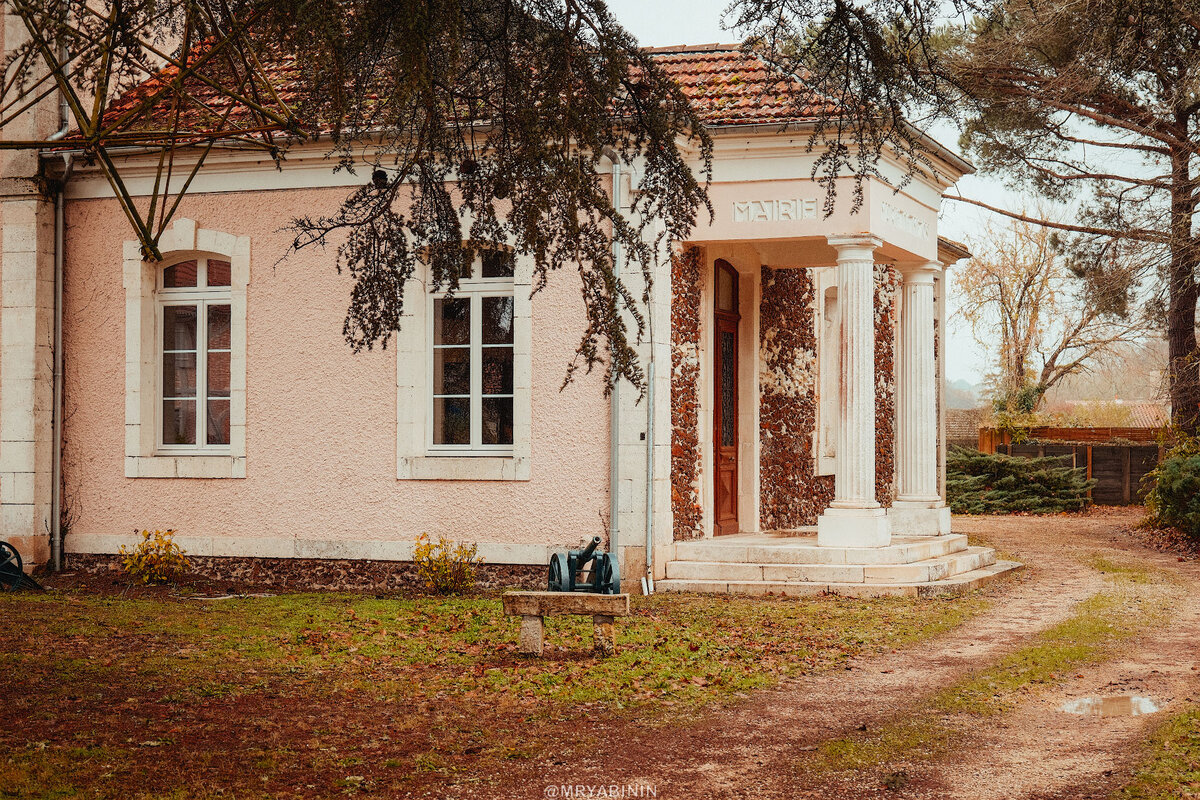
[888,502,952,536]
[817,506,891,548]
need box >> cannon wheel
[0,541,23,592]
[548,553,567,592]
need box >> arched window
[429,248,516,451]
[158,256,233,449]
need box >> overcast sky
[603,0,1033,387]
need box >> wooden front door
[713,260,740,536]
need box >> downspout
[642,233,658,596]
[49,40,71,572]
[604,151,622,590]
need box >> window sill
[126,455,246,479]
[398,455,529,481]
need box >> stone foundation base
[65,553,546,593]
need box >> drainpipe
[642,359,655,595]
[604,151,622,591]
[49,40,71,572]
[641,225,658,597]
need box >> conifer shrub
[1143,433,1200,539]
[947,447,1094,514]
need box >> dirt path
[483,509,1200,800]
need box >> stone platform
[657,531,1022,598]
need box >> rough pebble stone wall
[874,262,901,507]
[670,247,704,541]
[758,266,833,529]
[66,553,545,592]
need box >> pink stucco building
[0,44,1019,594]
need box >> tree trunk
[1167,146,1200,435]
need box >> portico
[671,161,962,548]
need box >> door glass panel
[721,330,735,447]
[717,265,737,312]
[162,399,197,445]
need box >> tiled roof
[77,43,827,146]
[647,45,831,126]
[946,407,986,439]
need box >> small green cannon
[547,536,619,595]
[0,541,43,592]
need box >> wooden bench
[502,591,631,656]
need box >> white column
[889,262,951,535]
[818,235,890,548]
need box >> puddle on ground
[1060,695,1160,717]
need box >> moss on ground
[1116,706,1200,800]
[804,555,1175,779]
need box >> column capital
[826,233,882,260]
[898,260,943,281]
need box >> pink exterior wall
[61,188,611,553]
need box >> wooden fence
[990,442,1161,505]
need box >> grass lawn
[0,585,985,798]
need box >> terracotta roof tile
[648,45,830,126]
[71,43,827,146]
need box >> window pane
[162,306,197,351]
[717,266,736,312]
[481,250,515,278]
[482,397,514,445]
[208,304,231,349]
[434,347,470,395]
[433,397,470,445]
[433,298,470,345]
[207,351,231,397]
[162,399,197,445]
[163,260,197,288]
[482,347,513,394]
[163,353,197,396]
[482,296,514,344]
[207,399,231,445]
[207,260,232,287]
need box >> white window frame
[124,218,249,479]
[397,249,532,481]
[157,258,233,455]
[426,280,516,455]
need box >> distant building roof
[947,407,987,439]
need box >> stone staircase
[657,531,1022,598]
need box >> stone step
[655,560,1023,599]
[672,534,968,566]
[665,546,997,584]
